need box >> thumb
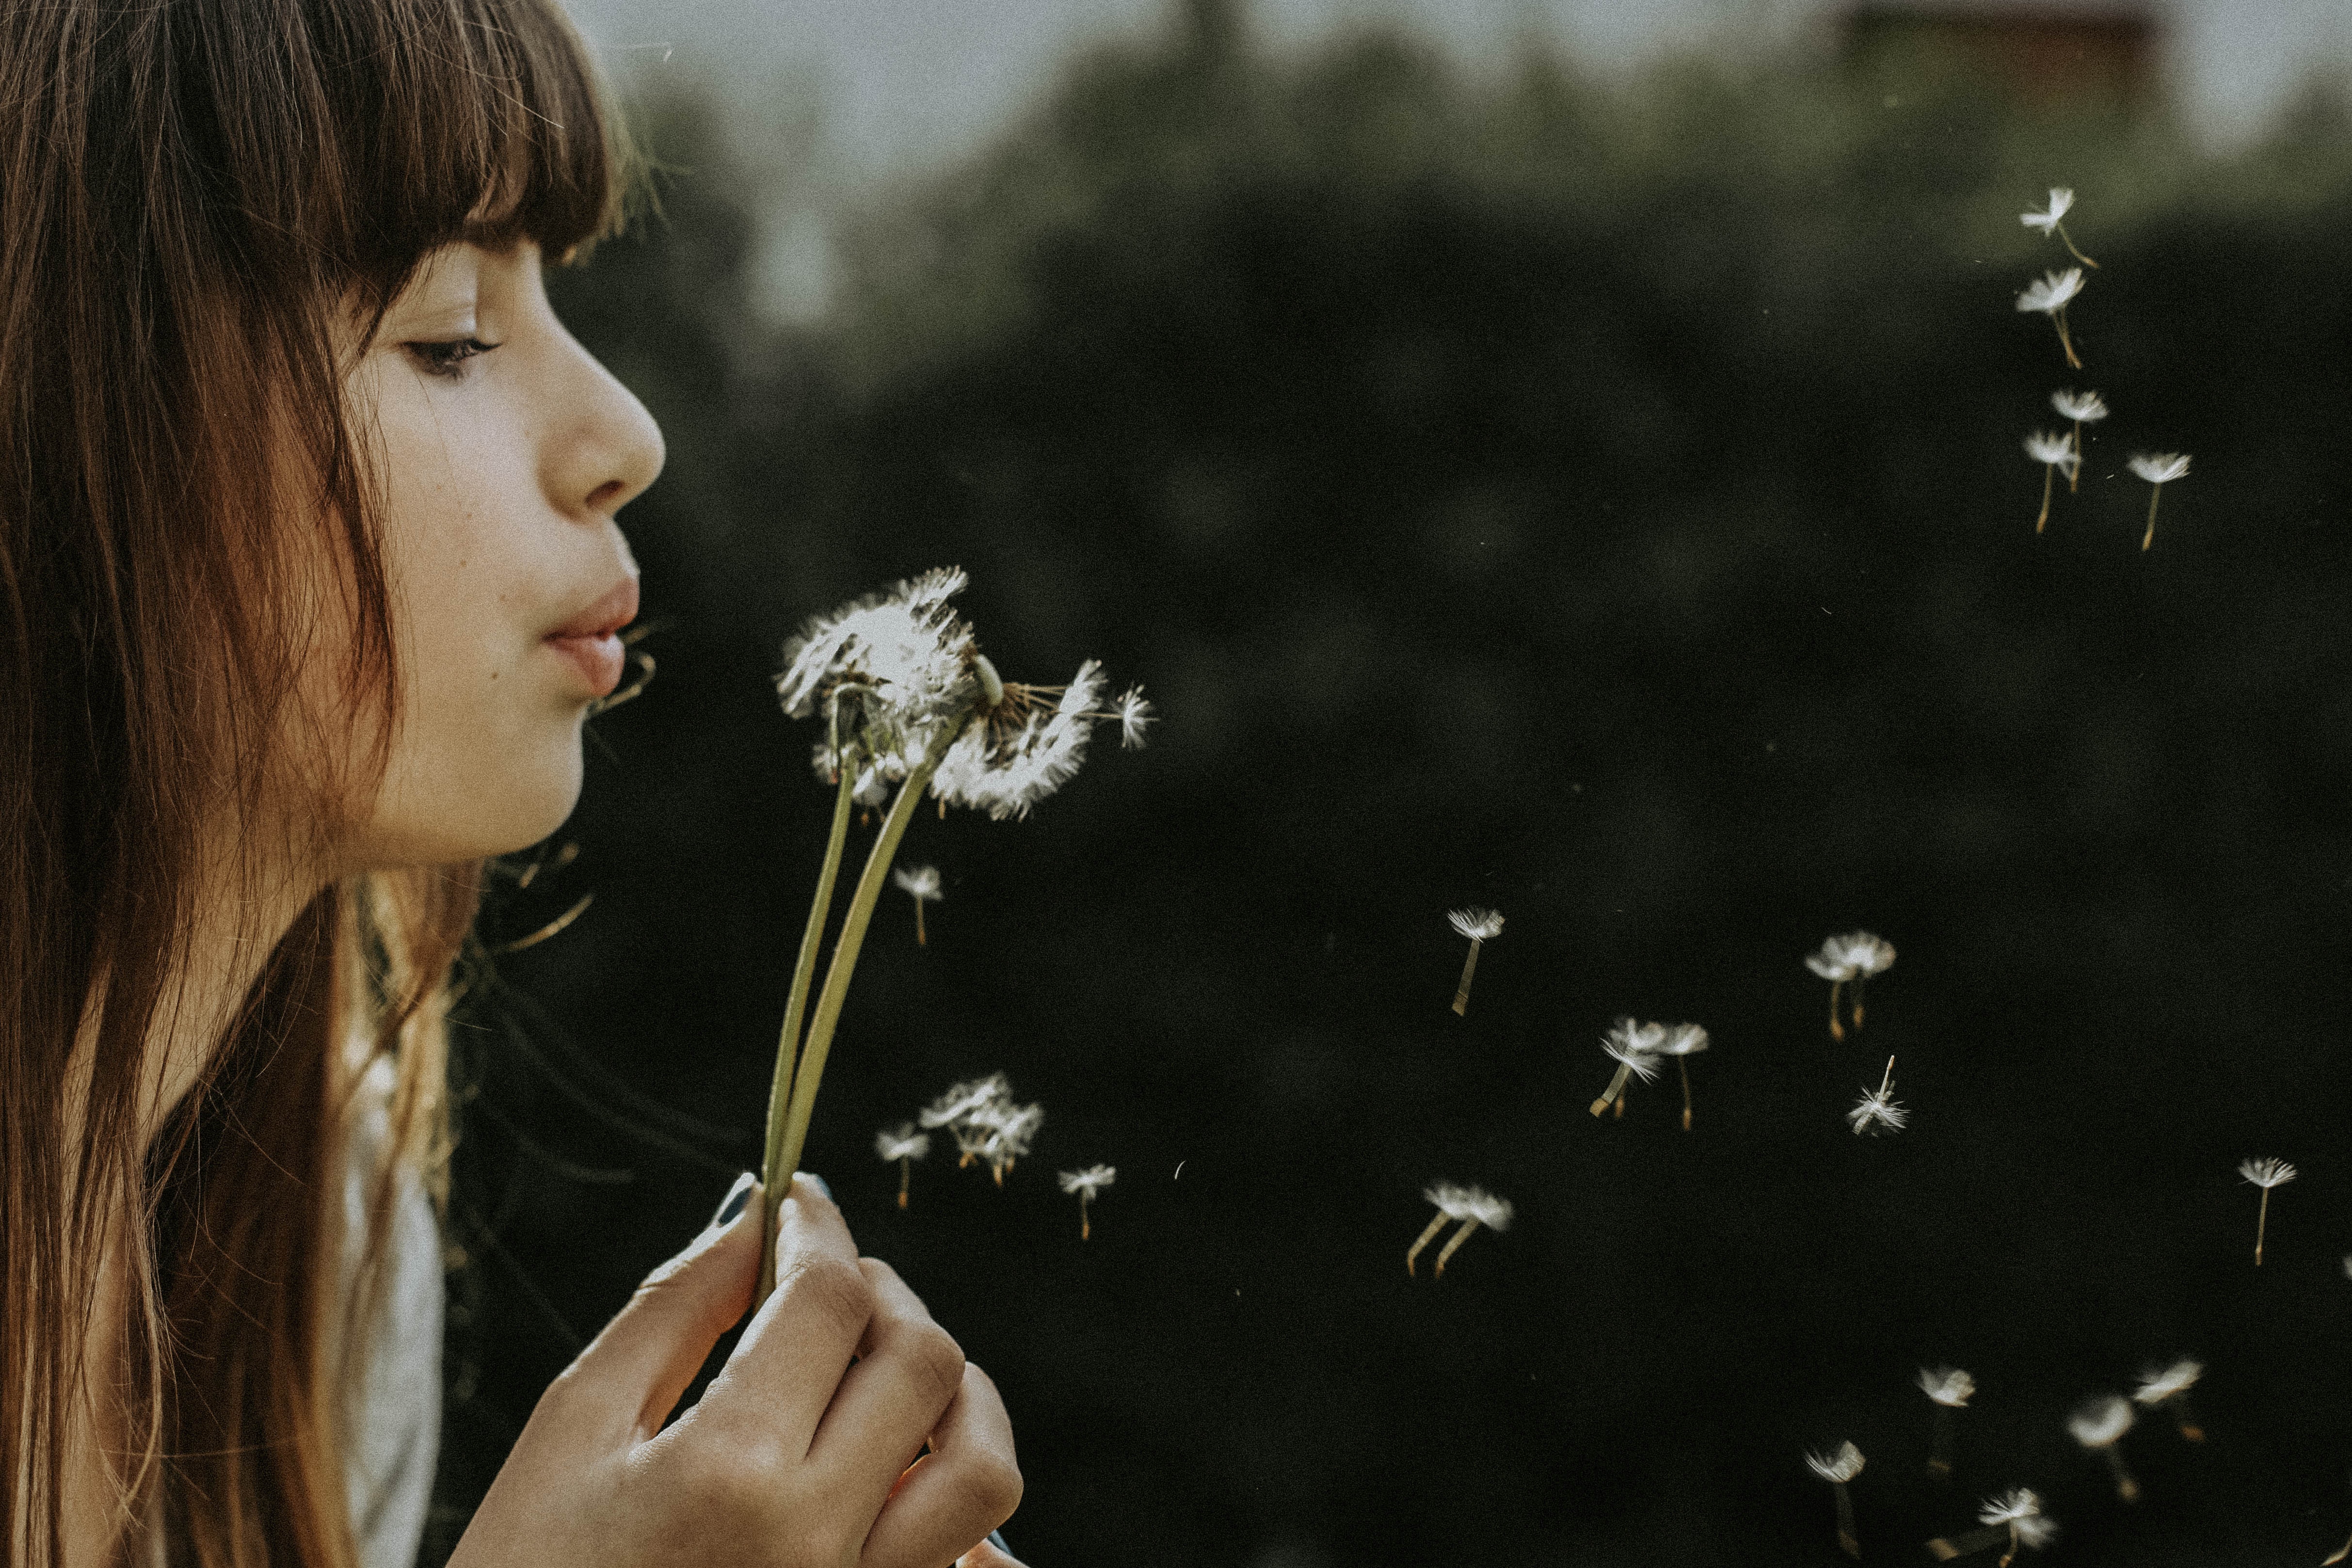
[565,1172,762,1443]
[958,1535,1030,1568]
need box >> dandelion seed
[1806,930,1894,1038]
[2021,187,2099,270]
[2068,1394,2140,1503]
[1848,1055,1907,1136]
[891,863,944,945]
[919,1073,1012,1133]
[1918,1365,1976,1478]
[2016,268,2087,369]
[2127,452,2191,552]
[1446,907,1504,1015]
[1929,1487,2055,1564]
[2023,430,2079,534]
[1056,1164,1117,1239]
[969,1097,1045,1186]
[1406,1182,1513,1278]
[1115,685,1155,749]
[1806,1442,1866,1559]
[2133,1358,2205,1442]
[2050,390,2108,492]
[1589,1017,1666,1118]
[2240,1156,2296,1266]
[1658,1023,1710,1131]
[874,1123,931,1209]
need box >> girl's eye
[405,336,500,379]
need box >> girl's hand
[449,1175,1022,1568]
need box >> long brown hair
[0,0,638,1562]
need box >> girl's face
[340,238,663,869]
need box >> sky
[558,0,2352,317]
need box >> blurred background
[424,1,2352,1563]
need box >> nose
[541,320,666,523]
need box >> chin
[362,744,586,868]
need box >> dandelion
[2016,268,2087,370]
[2240,1156,2296,1265]
[1918,1365,1976,1478]
[1115,685,1155,749]
[874,1123,931,1209]
[1405,1182,1513,1278]
[2020,186,2099,270]
[2067,1394,2140,1503]
[1589,1017,1666,1119]
[1056,1164,1117,1239]
[1659,1023,1710,1131]
[2023,431,2079,534]
[1806,930,1895,1039]
[1446,907,1504,1016]
[2127,452,2191,551]
[755,569,1144,1304]
[1806,1442,1866,1559]
[1928,1487,2056,1564]
[969,1097,1045,1186]
[919,1073,1012,1132]
[2050,389,2108,492]
[1848,1055,1907,1136]
[889,863,944,945]
[2133,1358,2205,1442]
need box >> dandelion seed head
[2067,1394,2134,1448]
[1056,1164,1117,1197]
[1116,685,1155,749]
[2016,268,2085,315]
[2021,187,2076,232]
[1658,1023,1710,1057]
[1805,1442,1865,1484]
[1448,907,1505,941]
[1465,1190,1515,1230]
[1979,1488,2044,1528]
[2012,1514,2057,1549]
[875,1123,932,1163]
[1848,1084,1908,1136]
[2051,389,2108,422]
[892,864,944,902]
[1918,1366,1976,1407]
[918,1072,1012,1129]
[777,569,978,774]
[2132,1359,2202,1404]
[2239,1156,2295,1188]
[2129,452,2192,485]
[1602,1017,1668,1081]
[2024,430,2079,472]
[1806,930,1893,980]
[1424,1181,1478,1218]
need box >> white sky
[559,0,2352,317]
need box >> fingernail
[710,1171,756,1229]
[796,1170,832,1203]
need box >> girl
[0,0,1025,1564]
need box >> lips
[544,575,639,699]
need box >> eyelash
[405,336,501,379]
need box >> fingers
[861,1363,1023,1568]
[695,1173,874,1458]
[811,1261,967,1514]
[957,1535,1030,1568]
[555,1178,762,1443]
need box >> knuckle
[781,1253,874,1337]
[899,1321,966,1407]
[683,1437,785,1520]
[946,1442,1024,1526]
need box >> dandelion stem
[2103,1446,2140,1504]
[1453,938,1481,1015]
[1928,1405,1956,1478]
[1679,1056,1694,1132]
[758,766,857,1302]
[1828,978,1844,1041]
[2171,1394,2204,1442]
[897,1155,912,1210]
[1590,1060,1635,1117]
[2068,422,2084,492]
[1080,1191,1092,1241]
[2036,462,2054,533]
[915,897,927,947]
[1432,1217,1482,1278]
[2256,1184,2270,1265]
[762,719,966,1309]
[1852,976,1868,1030]
[2143,485,2162,552]
[2054,308,2081,370]
[1406,1210,1449,1276]
[1834,1482,1859,1558]
[2057,223,2099,270]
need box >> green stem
[759,719,968,1309]
[758,766,857,1304]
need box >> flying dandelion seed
[1806,931,1894,1039]
[969,1097,1045,1186]
[1056,1164,1117,1239]
[2021,186,2099,270]
[1929,1487,2055,1564]
[1918,1366,1976,1478]
[917,1073,1040,1184]
[1405,1182,1513,1278]
[920,1073,1012,1136]
[891,863,944,945]
[2240,1156,2296,1265]
[1658,1023,1710,1131]
[874,1123,931,1210]
[2050,389,2108,492]
[1590,1017,1666,1119]
[1806,1442,1866,1559]
[1848,1055,1907,1136]
[2127,452,2191,551]
[1115,685,1155,750]
[2016,268,2087,370]
[2133,1358,2205,1442]
[2068,1395,2140,1503]
[2023,431,2080,534]
[1446,907,1504,1015]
